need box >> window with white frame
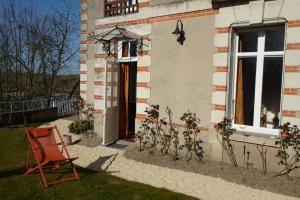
[229,25,285,135]
[118,40,138,62]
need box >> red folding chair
[24,126,80,188]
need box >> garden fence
[0,97,79,117]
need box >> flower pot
[63,135,72,146]
[85,129,94,138]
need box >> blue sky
[0,0,80,15]
[0,0,81,75]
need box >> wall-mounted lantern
[172,20,186,45]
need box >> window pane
[235,57,257,126]
[122,41,129,57]
[238,31,258,52]
[130,41,137,57]
[260,57,283,129]
[265,26,285,51]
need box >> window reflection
[265,26,285,51]
[260,57,283,129]
[238,31,258,52]
[130,41,137,57]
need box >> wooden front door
[119,62,137,139]
[119,63,129,139]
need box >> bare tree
[0,1,79,102]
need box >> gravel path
[46,119,300,200]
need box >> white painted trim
[232,124,280,136]
[263,51,284,56]
[103,61,108,145]
[236,51,284,57]
[232,34,239,122]
[253,32,265,127]
[231,26,285,136]
[236,52,258,57]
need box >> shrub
[145,105,160,153]
[215,117,237,167]
[158,117,171,155]
[68,120,93,134]
[180,111,204,161]
[171,127,181,161]
[135,105,160,152]
[275,122,300,176]
[72,96,95,121]
[69,97,95,134]
[135,104,204,161]
[159,107,181,157]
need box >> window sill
[232,124,280,139]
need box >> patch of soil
[124,148,300,198]
[77,134,102,147]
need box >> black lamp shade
[172,24,180,35]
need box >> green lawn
[0,124,196,200]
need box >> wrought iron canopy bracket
[137,38,144,56]
[95,39,112,56]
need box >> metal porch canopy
[88,26,144,56]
